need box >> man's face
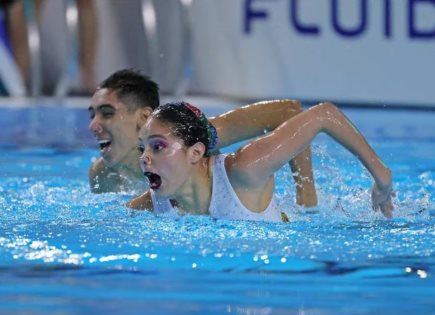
[88,88,143,168]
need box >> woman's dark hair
[152,101,218,156]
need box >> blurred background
[2,0,435,103]
[0,0,434,145]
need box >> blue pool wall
[1,97,434,148]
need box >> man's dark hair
[99,69,159,111]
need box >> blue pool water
[0,105,434,314]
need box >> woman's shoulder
[127,190,153,211]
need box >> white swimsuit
[150,154,283,222]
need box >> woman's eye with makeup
[152,142,166,152]
[137,145,145,154]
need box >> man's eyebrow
[88,104,115,112]
[97,104,115,110]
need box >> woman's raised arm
[227,102,393,217]
[210,100,317,207]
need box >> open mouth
[144,172,162,190]
[98,139,111,150]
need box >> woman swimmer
[128,101,394,221]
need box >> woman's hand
[371,183,394,218]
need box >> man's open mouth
[98,139,111,150]
[144,172,162,189]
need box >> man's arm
[210,100,302,148]
[209,100,317,207]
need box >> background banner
[188,0,435,106]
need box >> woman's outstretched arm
[209,100,317,207]
[228,102,393,218]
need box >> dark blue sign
[244,0,435,40]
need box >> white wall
[186,0,435,106]
[31,0,435,107]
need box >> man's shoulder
[88,158,123,193]
[89,157,109,177]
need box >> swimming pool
[0,103,434,314]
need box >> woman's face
[137,117,192,197]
